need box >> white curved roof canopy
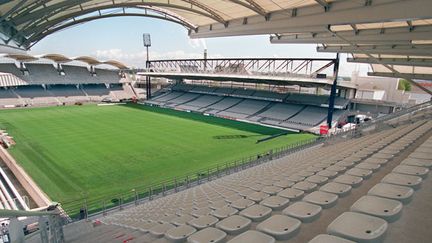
[0,0,431,90]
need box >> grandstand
[145,83,348,132]
[0,54,135,107]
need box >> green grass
[0,104,315,209]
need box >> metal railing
[61,137,322,221]
[0,205,65,243]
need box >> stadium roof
[0,53,128,69]
[0,0,430,93]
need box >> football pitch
[0,104,315,210]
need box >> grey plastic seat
[355,163,380,172]
[231,198,255,210]
[308,234,356,243]
[392,165,429,178]
[305,166,323,173]
[187,227,227,243]
[262,185,283,195]
[188,215,219,230]
[277,188,304,200]
[260,196,290,210]
[350,195,403,223]
[381,173,422,190]
[239,204,272,222]
[225,194,243,203]
[327,212,388,243]
[247,191,270,202]
[409,151,431,160]
[401,158,432,168]
[209,200,230,210]
[165,225,197,242]
[319,182,352,197]
[335,161,355,168]
[227,230,275,243]
[149,223,175,238]
[215,215,251,235]
[240,189,258,197]
[303,191,338,209]
[256,215,301,240]
[171,215,195,226]
[317,170,338,179]
[346,168,373,179]
[334,175,363,187]
[283,201,322,223]
[368,183,414,204]
[191,207,212,217]
[211,206,238,219]
[305,175,329,185]
[292,181,318,192]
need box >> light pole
[143,33,151,99]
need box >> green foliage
[0,104,315,205]
[398,79,412,91]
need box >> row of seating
[77,116,430,242]
[148,91,345,131]
[314,126,432,243]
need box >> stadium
[0,1,431,243]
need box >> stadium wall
[0,146,51,207]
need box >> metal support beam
[271,25,432,45]
[348,57,432,67]
[327,53,340,129]
[317,44,432,56]
[368,72,432,81]
[191,0,432,38]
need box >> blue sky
[30,17,369,76]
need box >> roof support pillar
[327,53,340,129]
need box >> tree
[398,79,412,91]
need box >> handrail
[0,208,58,218]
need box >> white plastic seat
[149,223,175,238]
[319,182,352,197]
[188,215,219,230]
[171,215,195,226]
[355,163,380,172]
[303,191,338,209]
[187,227,226,243]
[401,158,432,168]
[165,225,197,242]
[261,185,283,195]
[334,175,363,187]
[256,215,301,240]
[277,188,304,200]
[327,212,388,243]
[392,165,429,178]
[346,168,373,179]
[368,183,414,204]
[247,191,270,202]
[305,175,329,185]
[215,215,251,235]
[273,179,294,188]
[381,173,422,190]
[231,198,255,210]
[211,206,238,219]
[259,196,290,210]
[308,234,356,243]
[292,181,318,192]
[227,230,275,243]
[283,201,322,223]
[350,195,403,223]
[317,170,338,179]
[239,204,272,222]
[326,165,347,173]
